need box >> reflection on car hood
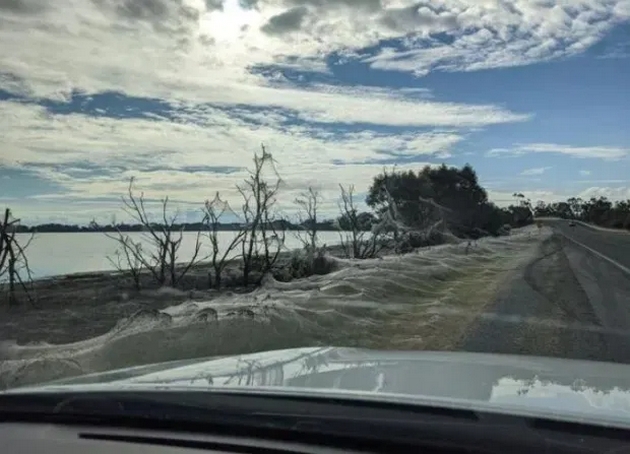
[7,347,630,426]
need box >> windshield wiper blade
[0,392,271,427]
[0,390,477,419]
[2,390,626,454]
[8,390,600,453]
[0,390,480,439]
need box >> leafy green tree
[366,164,501,236]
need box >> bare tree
[106,235,144,290]
[103,178,203,288]
[337,185,384,259]
[260,183,286,273]
[203,192,246,289]
[237,146,286,286]
[0,209,35,305]
[294,187,321,252]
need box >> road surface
[462,220,630,364]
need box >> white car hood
[7,347,630,427]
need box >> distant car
[569,221,576,227]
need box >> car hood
[6,347,630,427]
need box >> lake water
[15,231,345,279]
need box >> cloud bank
[1,0,629,221]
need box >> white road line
[560,231,630,276]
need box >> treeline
[534,197,630,230]
[366,164,534,240]
[13,220,347,233]
[95,161,536,292]
[15,164,534,237]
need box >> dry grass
[326,255,525,352]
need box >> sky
[0,0,629,224]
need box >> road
[461,220,630,364]
[555,221,630,273]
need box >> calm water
[15,231,344,279]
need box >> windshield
[0,0,629,409]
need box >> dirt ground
[0,267,212,344]
[0,247,344,344]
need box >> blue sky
[0,0,629,224]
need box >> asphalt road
[554,220,630,272]
[461,220,630,364]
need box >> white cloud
[0,0,532,128]
[578,186,630,201]
[488,190,562,207]
[521,166,552,176]
[487,143,629,160]
[0,0,626,109]
[487,185,630,209]
[579,170,592,176]
[577,179,627,184]
[363,1,630,75]
[2,0,628,223]
[0,101,449,165]
[6,197,131,226]
[0,100,446,216]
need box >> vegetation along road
[462,219,630,364]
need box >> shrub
[277,247,337,282]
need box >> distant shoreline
[13,221,347,234]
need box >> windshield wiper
[1,390,623,454]
[0,390,486,448]
[0,389,476,422]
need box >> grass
[309,255,523,352]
